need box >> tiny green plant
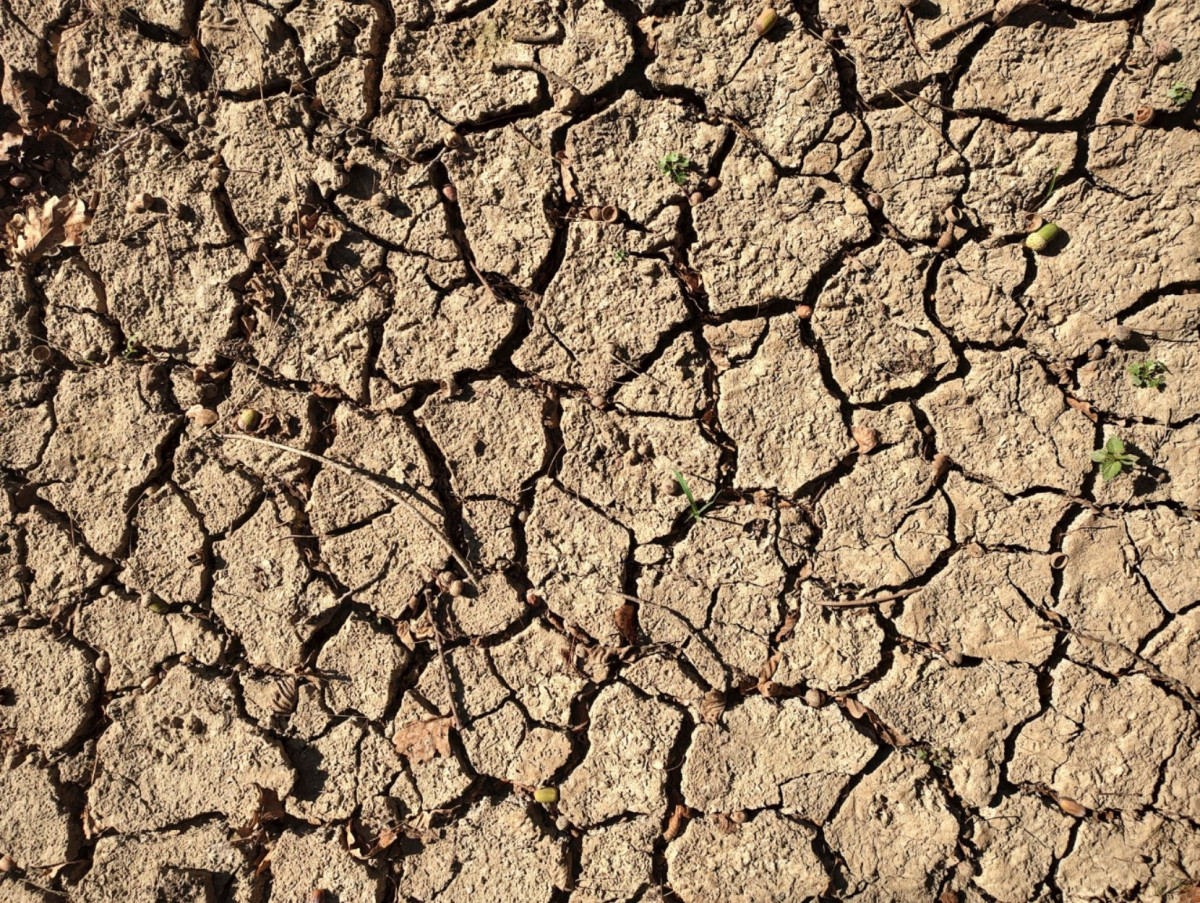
[1128,360,1167,390]
[658,152,691,186]
[673,469,716,520]
[1091,435,1138,482]
[122,336,144,359]
[1167,82,1193,106]
[1036,164,1062,208]
[612,248,629,263]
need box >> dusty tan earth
[1,0,1199,901]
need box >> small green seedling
[1091,435,1138,482]
[673,469,716,520]
[612,248,629,263]
[1167,82,1193,106]
[1128,360,1167,390]
[658,152,691,186]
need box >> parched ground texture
[1,0,1199,901]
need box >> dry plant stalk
[218,433,479,587]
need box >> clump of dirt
[2,0,1200,901]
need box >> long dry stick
[818,587,921,608]
[218,433,480,587]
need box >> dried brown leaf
[393,715,454,764]
[1065,395,1099,423]
[853,425,881,455]
[843,697,867,719]
[5,194,95,267]
[712,812,737,835]
[663,803,689,841]
[700,689,727,725]
[614,601,637,646]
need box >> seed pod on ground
[448,579,465,598]
[95,653,111,675]
[942,205,962,224]
[1024,222,1060,252]
[186,405,219,427]
[534,786,559,804]
[1057,796,1087,817]
[601,204,620,223]
[753,7,779,36]
[700,689,727,724]
[689,191,704,206]
[30,345,52,364]
[1086,344,1104,362]
[141,674,160,692]
[804,687,827,707]
[143,594,169,614]
[1133,105,1155,126]
[442,184,458,203]
[1153,39,1176,63]
[705,176,721,192]
[370,192,388,209]
[310,891,329,903]
[237,408,263,432]
[1111,324,1132,344]
[796,304,813,319]
[443,130,464,149]
[1023,212,1044,233]
[866,192,883,209]
[0,854,14,872]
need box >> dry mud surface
[1,0,1199,901]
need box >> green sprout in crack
[612,248,629,263]
[658,152,691,186]
[673,469,716,521]
[1167,82,1193,106]
[1091,435,1138,482]
[1128,359,1168,390]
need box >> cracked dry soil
[1,0,1199,901]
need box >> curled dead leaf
[5,193,95,267]
[853,426,881,455]
[614,601,637,646]
[663,803,689,841]
[393,715,454,764]
[700,688,727,724]
[1065,395,1099,423]
[712,812,737,835]
[843,697,867,719]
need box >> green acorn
[1025,222,1060,253]
[534,787,559,804]
[753,8,779,36]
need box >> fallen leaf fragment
[393,715,454,764]
[614,601,637,646]
[663,803,689,841]
[700,689,727,725]
[4,193,95,267]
